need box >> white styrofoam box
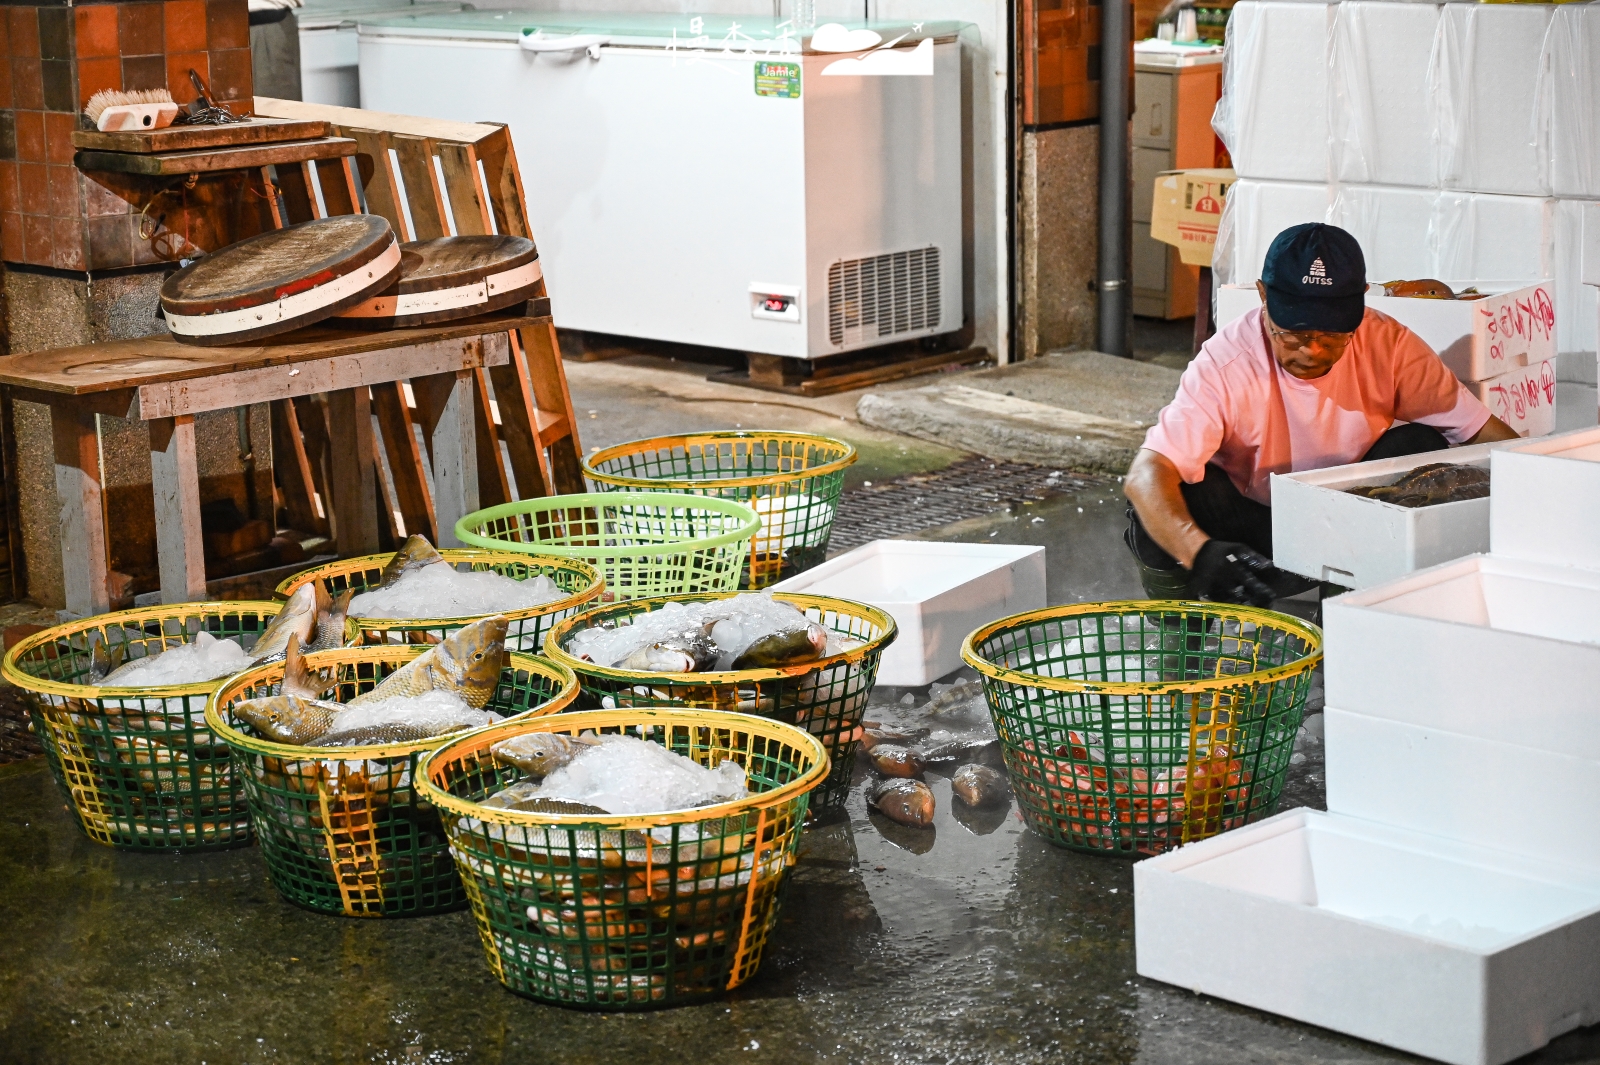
[1213,179,1330,287]
[1270,441,1517,589]
[1490,426,1600,570]
[1465,358,1556,438]
[1213,2,1333,184]
[1545,3,1600,200]
[1556,381,1600,434]
[1135,808,1600,1065]
[1554,199,1599,356]
[1324,553,1600,756]
[1325,708,1600,874]
[1557,350,1599,387]
[1432,193,1555,288]
[1434,3,1554,197]
[1213,282,1260,328]
[1585,200,1600,286]
[1328,2,1440,188]
[768,540,1044,687]
[1327,184,1435,283]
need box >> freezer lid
[355,9,970,51]
[298,0,461,31]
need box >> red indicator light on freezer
[762,297,790,313]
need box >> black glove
[1189,540,1279,607]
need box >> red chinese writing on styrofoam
[1487,360,1556,423]
[1480,287,1555,369]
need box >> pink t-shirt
[1142,306,1492,504]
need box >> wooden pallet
[250,98,585,547]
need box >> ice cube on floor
[536,735,749,814]
[327,690,499,735]
[99,631,253,687]
[348,564,566,620]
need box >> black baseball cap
[1260,223,1367,333]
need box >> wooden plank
[261,165,285,229]
[291,395,335,540]
[516,319,585,492]
[274,162,316,226]
[271,398,327,535]
[534,409,571,447]
[71,118,331,154]
[371,420,402,550]
[412,368,478,547]
[350,129,409,241]
[253,97,500,146]
[371,381,436,542]
[473,125,531,240]
[74,137,357,177]
[0,315,535,396]
[437,142,491,236]
[471,368,512,508]
[486,355,549,500]
[299,160,327,219]
[315,157,357,216]
[137,332,510,419]
[325,387,380,556]
[392,133,447,240]
[148,415,207,604]
[51,406,109,616]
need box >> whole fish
[861,726,922,752]
[381,534,446,587]
[491,732,602,778]
[307,719,470,748]
[487,789,611,815]
[279,633,333,701]
[919,736,1002,767]
[730,625,829,670]
[251,583,319,664]
[233,693,344,745]
[87,636,132,684]
[620,624,717,673]
[869,745,926,778]
[311,588,352,652]
[869,777,935,828]
[347,615,508,707]
[950,764,1008,807]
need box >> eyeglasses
[1266,324,1356,352]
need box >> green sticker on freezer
[754,61,800,98]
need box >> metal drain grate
[828,457,1098,551]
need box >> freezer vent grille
[827,247,942,347]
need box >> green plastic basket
[419,708,828,1009]
[455,492,760,602]
[276,549,603,652]
[583,432,856,589]
[0,601,329,852]
[543,592,894,814]
[205,645,579,917]
[961,601,1322,856]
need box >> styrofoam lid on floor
[775,540,1041,604]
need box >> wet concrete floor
[3,356,1598,1064]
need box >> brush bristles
[84,87,175,123]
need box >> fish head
[234,695,333,745]
[436,615,509,705]
[380,534,445,586]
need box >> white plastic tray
[1490,425,1600,570]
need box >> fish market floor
[3,451,1599,1065]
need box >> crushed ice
[99,631,253,687]
[567,593,843,671]
[349,563,565,620]
[535,734,748,814]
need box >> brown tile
[206,0,248,51]
[53,215,83,269]
[43,111,74,165]
[0,111,12,161]
[167,51,207,100]
[17,162,46,215]
[13,110,43,162]
[40,59,72,112]
[37,8,70,62]
[0,57,12,110]
[74,5,121,60]
[131,219,161,265]
[83,174,130,218]
[207,47,250,102]
[121,54,165,93]
[0,12,10,59]
[23,213,50,265]
[12,57,43,111]
[119,2,165,56]
[165,0,207,54]
[9,9,39,59]
[87,212,131,269]
[77,56,121,109]
[1,212,21,263]
[47,164,76,217]
[0,162,16,215]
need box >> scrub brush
[84,88,180,133]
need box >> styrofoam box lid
[1491,425,1600,569]
[771,540,1044,605]
[1324,552,1600,761]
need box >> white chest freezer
[356,11,967,359]
[298,0,464,107]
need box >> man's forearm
[1465,415,1519,446]
[1123,450,1210,569]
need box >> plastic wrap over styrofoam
[1543,3,1600,200]
[1431,192,1555,286]
[1554,198,1599,357]
[1328,185,1435,284]
[1212,1,1333,183]
[1433,3,1553,196]
[1329,2,1439,188]
[1213,179,1331,287]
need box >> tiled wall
[0,0,252,272]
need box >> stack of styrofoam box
[1136,425,1600,1065]
[1213,1,1600,365]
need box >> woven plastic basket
[276,550,603,652]
[961,601,1323,855]
[583,432,856,588]
[418,708,828,1008]
[204,645,579,917]
[0,601,328,851]
[543,592,894,813]
[454,492,759,602]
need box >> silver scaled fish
[233,693,344,745]
[491,732,602,778]
[310,587,352,652]
[380,534,446,587]
[251,583,319,665]
[279,633,333,701]
[347,615,508,708]
[307,720,471,748]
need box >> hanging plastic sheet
[1210,1,1333,184]
[1327,184,1436,284]
[1432,3,1552,197]
[1541,3,1600,200]
[1328,2,1440,189]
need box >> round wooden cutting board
[161,215,403,345]
[332,235,542,329]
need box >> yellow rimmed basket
[418,708,829,1009]
[582,432,857,588]
[961,601,1323,856]
[204,645,579,917]
[0,601,336,851]
[543,592,894,813]
[276,550,603,652]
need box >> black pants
[1125,423,1451,570]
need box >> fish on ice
[566,593,832,674]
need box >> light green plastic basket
[454,492,760,601]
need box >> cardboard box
[770,540,1046,687]
[1150,168,1235,267]
[1467,358,1557,438]
[1490,426,1600,570]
